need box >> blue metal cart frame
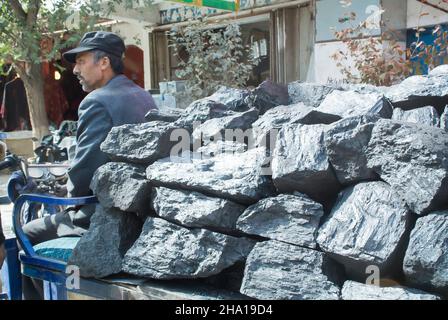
[3,194,97,300]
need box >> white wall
[310,41,359,83]
[310,1,417,84]
[111,22,152,90]
[407,0,448,28]
[112,22,145,48]
[310,38,406,84]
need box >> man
[21,31,156,298]
[23,31,156,245]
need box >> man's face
[73,51,104,92]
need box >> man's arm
[67,99,113,197]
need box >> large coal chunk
[316,90,392,119]
[403,211,448,296]
[201,262,246,293]
[68,205,142,278]
[324,115,380,185]
[144,108,185,123]
[146,147,275,205]
[392,106,440,127]
[338,83,388,95]
[100,121,177,165]
[288,82,335,108]
[192,109,259,145]
[365,119,448,214]
[245,80,289,115]
[385,75,448,113]
[317,182,410,280]
[174,98,234,131]
[151,186,246,231]
[341,281,440,300]
[122,217,255,279]
[272,123,341,203]
[90,162,151,215]
[240,240,343,300]
[429,64,448,76]
[252,103,340,148]
[327,117,448,211]
[441,106,448,131]
[197,141,247,158]
[236,193,323,249]
[207,86,251,112]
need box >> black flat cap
[63,31,125,63]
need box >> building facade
[110,0,448,91]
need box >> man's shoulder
[88,75,150,101]
[78,95,106,112]
[103,74,143,93]
[79,75,156,123]
[78,77,125,109]
[77,95,111,124]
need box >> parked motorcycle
[1,153,69,226]
[0,120,76,225]
[34,120,77,164]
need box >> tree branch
[12,61,26,80]
[0,28,20,43]
[8,0,27,22]
[27,0,41,28]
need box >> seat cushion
[33,237,80,262]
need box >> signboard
[166,0,240,12]
[159,0,284,25]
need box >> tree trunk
[16,62,50,147]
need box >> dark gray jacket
[67,75,156,197]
